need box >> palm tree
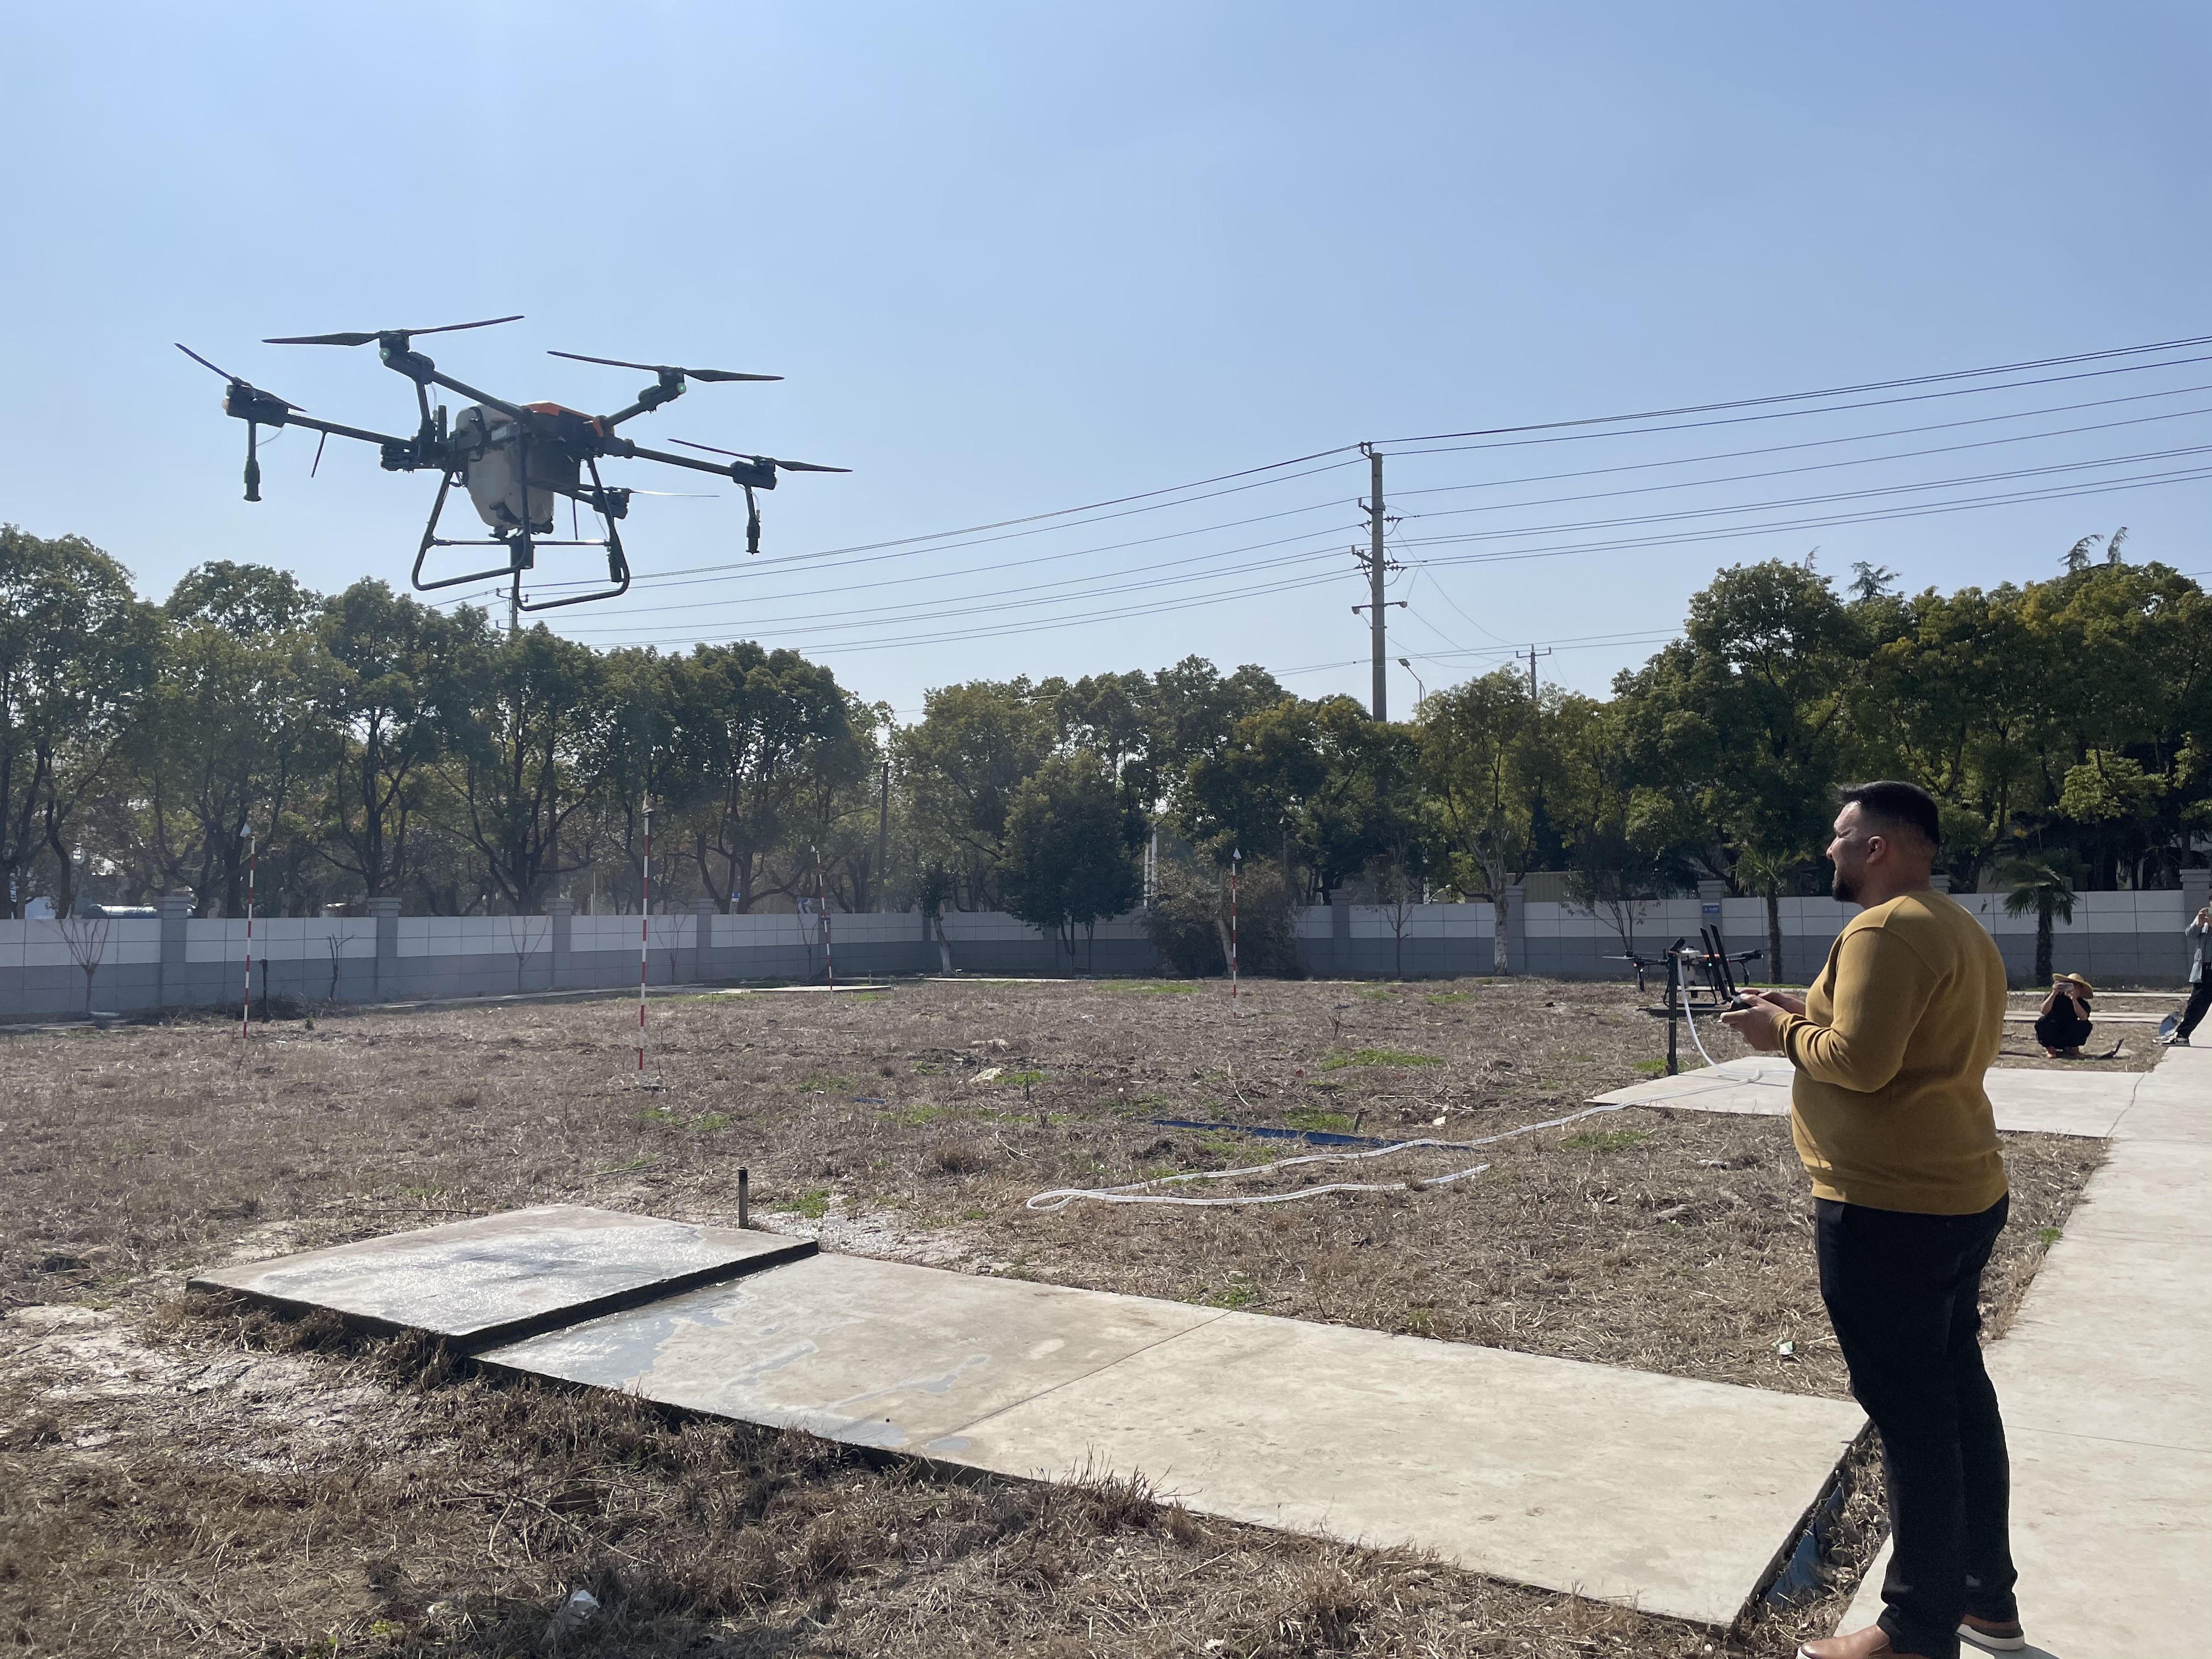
[2002,857,2078,985]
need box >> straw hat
[2055,972,2095,992]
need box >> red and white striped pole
[238,829,257,1039]
[637,793,652,1073]
[814,845,835,990]
[1229,846,1240,1005]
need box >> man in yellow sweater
[1722,781,2022,1659]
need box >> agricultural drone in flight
[175,315,848,613]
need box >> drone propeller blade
[668,438,849,473]
[410,314,524,337]
[173,343,304,410]
[549,350,781,382]
[266,314,523,347]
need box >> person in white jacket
[2166,903,2212,1047]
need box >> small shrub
[931,1141,986,1176]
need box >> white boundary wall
[0,881,2199,1021]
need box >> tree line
[5,523,2206,977]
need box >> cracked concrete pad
[189,1204,810,1348]
[479,1252,1223,1451]
[939,1307,1865,1630]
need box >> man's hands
[1718,989,1802,1053]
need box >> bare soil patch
[0,974,2102,1656]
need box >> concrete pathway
[482,1251,1862,1629]
[1835,1046,2211,1656]
[1594,1059,2151,1139]
[203,1207,1861,1629]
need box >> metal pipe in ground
[738,1167,750,1229]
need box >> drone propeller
[548,350,781,383]
[669,438,850,472]
[173,343,304,409]
[263,314,524,348]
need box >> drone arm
[617,442,778,489]
[275,411,420,450]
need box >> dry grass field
[0,974,2103,1658]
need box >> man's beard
[1831,867,1858,904]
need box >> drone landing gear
[410,461,633,614]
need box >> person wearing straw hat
[1722,781,2021,1659]
[2032,973,2094,1058]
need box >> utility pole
[1520,644,1553,699]
[1352,445,1403,719]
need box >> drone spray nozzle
[242,424,262,503]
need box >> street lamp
[1396,656,1426,711]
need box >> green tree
[128,563,332,915]
[0,526,157,917]
[895,678,1058,909]
[438,618,606,913]
[666,642,862,912]
[1419,668,1547,972]
[2002,856,2078,985]
[1000,751,1143,964]
[315,581,456,901]
[1614,558,1855,977]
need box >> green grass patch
[1560,1128,1652,1153]
[1632,1058,1669,1076]
[911,1060,944,1075]
[895,1103,958,1126]
[787,1187,832,1220]
[797,1073,857,1092]
[1283,1106,1355,1133]
[996,1069,1047,1088]
[1319,1047,1442,1070]
[1355,986,1400,1001]
[2036,1225,2064,1247]
[1113,981,1203,995]
[692,1113,731,1132]
[1198,1279,1257,1310]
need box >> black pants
[2032,1009,2091,1051]
[1815,1194,2016,1659]
[2177,975,2212,1039]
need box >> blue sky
[4,3,2208,718]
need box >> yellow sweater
[1775,888,2008,1214]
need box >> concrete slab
[2110,1041,2212,1144]
[940,1307,1866,1630]
[485,1250,1862,1629]
[480,1253,1222,1450]
[191,1205,811,1348]
[1839,1137,2212,1654]
[1592,1060,2145,1139]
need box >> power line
[588,462,2212,658]
[1370,335,2212,447]
[469,331,2212,598]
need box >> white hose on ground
[1025,1010,1797,1211]
[1034,1100,1641,1212]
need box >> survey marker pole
[1229,847,1240,1005]
[815,844,835,990]
[637,794,652,1074]
[238,827,257,1039]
